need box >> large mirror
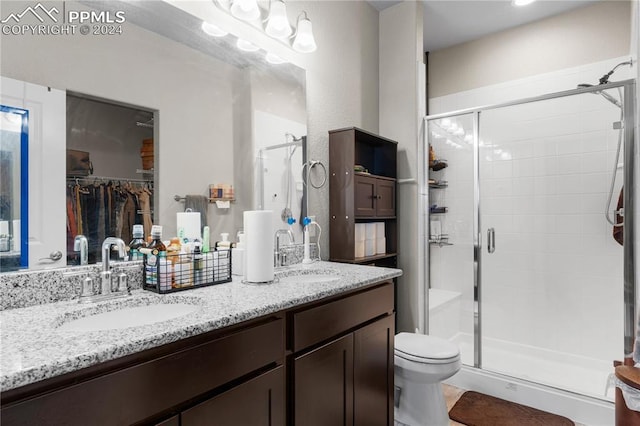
[0,0,307,272]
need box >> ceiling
[369,0,601,52]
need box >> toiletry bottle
[202,226,210,253]
[215,233,232,250]
[144,225,167,288]
[193,241,204,285]
[232,231,245,277]
[128,224,146,261]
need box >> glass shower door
[478,88,626,400]
[427,113,476,367]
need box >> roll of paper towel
[177,212,201,241]
[244,210,274,283]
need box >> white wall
[286,0,381,260]
[429,0,632,98]
[379,1,425,333]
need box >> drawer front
[1,318,284,426]
[292,282,393,352]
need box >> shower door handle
[487,228,495,254]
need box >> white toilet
[394,332,461,426]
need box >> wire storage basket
[143,248,232,294]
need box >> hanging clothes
[65,180,154,263]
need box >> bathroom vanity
[0,262,401,425]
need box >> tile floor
[443,384,467,426]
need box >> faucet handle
[117,273,129,294]
[79,275,94,302]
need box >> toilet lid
[395,332,459,363]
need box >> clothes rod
[67,175,151,184]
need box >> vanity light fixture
[211,0,317,54]
[237,38,260,52]
[265,52,287,64]
[230,0,261,21]
[201,21,228,37]
[512,0,536,6]
[292,11,317,53]
[265,0,292,39]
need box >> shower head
[598,59,634,85]
[576,59,633,108]
[577,83,622,108]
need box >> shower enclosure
[423,79,637,405]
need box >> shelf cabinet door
[354,175,377,217]
[294,334,354,426]
[354,314,395,426]
[375,179,396,217]
[181,366,284,426]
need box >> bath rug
[449,391,574,426]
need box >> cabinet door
[182,366,284,426]
[375,180,396,218]
[354,315,395,426]
[294,334,354,426]
[354,175,377,217]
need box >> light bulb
[230,0,260,21]
[512,0,536,6]
[201,21,228,37]
[292,14,317,53]
[265,0,292,39]
[237,39,259,52]
[265,52,286,64]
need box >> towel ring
[302,160,327,189]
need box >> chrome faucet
[274,229,295,267]
[77,237,130,304]
[101,237,127,296]
[74,235,88,265]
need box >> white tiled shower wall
[428,56,635,365]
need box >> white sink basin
[278,274,341,284]
[58,303,199,332]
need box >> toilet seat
[395,332,460,364]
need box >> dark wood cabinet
[1,281,395,426]
[290,281,395,426]
[329,127,398,265]
[182,366,285,426]
[354,174,396,218]
[354,314,395,426]
[294,334,354,426]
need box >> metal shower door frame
[424,78,637,371]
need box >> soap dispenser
[232,231,245,277]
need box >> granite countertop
[0,261,402,392]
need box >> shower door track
[423,78,637,370]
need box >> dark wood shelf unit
[329,127,398,265]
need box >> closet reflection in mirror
[66,95,155,265]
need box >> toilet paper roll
[375,222,385,239]
[0,221,8,236]
[376,237,386,255]
[244,210,274,283]
[365,239,375,257]
[354,240,365,258]
[365,223,377,241]
[354,224,366,242]
[177,212,201,241]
